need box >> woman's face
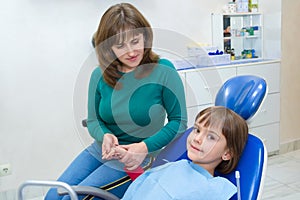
[111,32,144,73]
[186,119,229,168]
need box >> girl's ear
[222,150,232,161]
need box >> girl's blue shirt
[122,159,237,200]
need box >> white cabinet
[186,105,212,128]
[237,62,280,93]
[212,13,263,60]
[178,60,280,154]
[237,61,280,154]
[179,67,236,127]
[183,67,236,107]
[248,93,280,127]
[250,123,280,154]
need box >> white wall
[260,0,282,59]
[281,0,300,147]
[0,0,280,191]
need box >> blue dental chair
[153,75,268,200]
[18,75,268,200]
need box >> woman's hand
[102,133,119,160]
[116,142,148,170]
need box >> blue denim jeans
[44,141,153,200]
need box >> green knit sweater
[87,59,187,153]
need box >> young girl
[120,106,248,200]
[45,3,187,200]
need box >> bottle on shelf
[231,48,235,60]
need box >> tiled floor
[261,149,300,199]
[4,150,300,199]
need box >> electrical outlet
[0,163,12,177]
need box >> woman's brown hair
[94,3,159,88]
[195,106,248,174]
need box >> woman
[45,3,187,200]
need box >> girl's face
[111,32,144,73]
[186,118,230,172]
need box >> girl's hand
[102,133,119,160]
[116,142,148,170]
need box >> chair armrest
[58,186,120,200]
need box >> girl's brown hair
[94,3,159,88]
[195,106,248,174]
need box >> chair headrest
[215,75,267,120]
